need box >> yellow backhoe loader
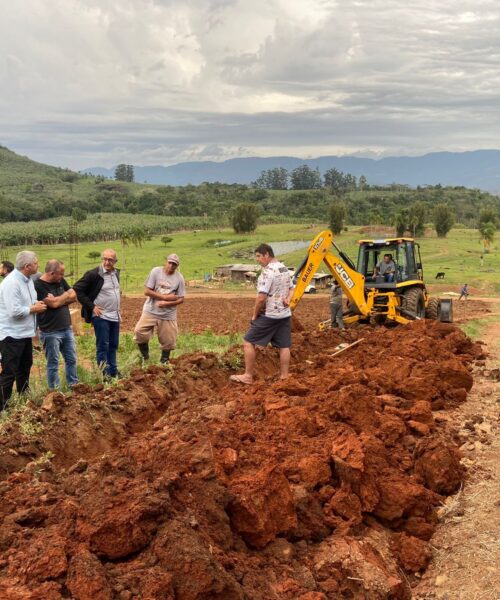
[289,230,452,325]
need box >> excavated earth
[0,321,486,600]
[119,295,488,334]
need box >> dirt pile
[0,321,485,599]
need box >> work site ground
[0,295,498,600]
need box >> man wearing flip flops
[230,243,294,385]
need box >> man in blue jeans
[35,260,78,389]
[74,249,121,379]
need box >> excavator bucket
[438,298,453,323]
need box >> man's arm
[283,284,295,307]
[251,293,267,321]
[157,296,184,308]
[144,286,180,301]
[43,289,77,308]
[8,280,45,318]
[73,271,97,312]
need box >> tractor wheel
[425,297,440,320]
[402,288,426,319]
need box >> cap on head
[167,253,180,265]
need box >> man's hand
[30,301,47,314]
[93,305,103,317]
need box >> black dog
[435,272,445,279]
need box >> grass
[460,314,500,355]
[76,329,241,367]
[1,222,319,292]
[0,328,241,427]
[1,223,497,294]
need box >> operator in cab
[374,253,396,282]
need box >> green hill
[0,145,151,222]
[0,145,68,184]
[0,146,498,238]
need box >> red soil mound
[0,321,484,599]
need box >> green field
[1,222,497,294]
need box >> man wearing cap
[134,254,185,364]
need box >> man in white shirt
[0,251,47,410]
[230,244,294,385]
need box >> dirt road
[413,299,500,600]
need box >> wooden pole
[329,338,365,357]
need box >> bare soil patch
[120,295,490,334]
[120,294,332,334]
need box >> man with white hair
[0,251,47,410]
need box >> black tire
[402,287,426,319]
[425,297,440,320]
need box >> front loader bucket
[439,298,453,323]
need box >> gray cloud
[1,0,499,169]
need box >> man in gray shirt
[74,249,121,378]
[134,253,185,364]
[329,282,344,329]
[374,253,396,282]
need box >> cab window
[396,244,408,281]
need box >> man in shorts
[230,243,294,385]
[133,253,185,364]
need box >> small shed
[214,264,259,282]
[311,272,333,288]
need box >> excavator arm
[289,230,369,316]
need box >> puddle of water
[268,240,309,256]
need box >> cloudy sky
[1,0,499,169]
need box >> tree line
[252,165,364,193]
[0,161,498,245]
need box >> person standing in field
[74,249,121,379]
[459,283,469,300]
[230,243,294,385]
[0,261,14,278]
[329,281,345,329]
[134,253,185,364]
[34,260,78,390]
[0,251,47,411]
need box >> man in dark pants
[74,249,121,379]
[0,251,47,411]
[329,282,345,329]
[230,243,294,385]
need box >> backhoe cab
[289,230,452,326]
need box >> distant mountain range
[83,150,500,192]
